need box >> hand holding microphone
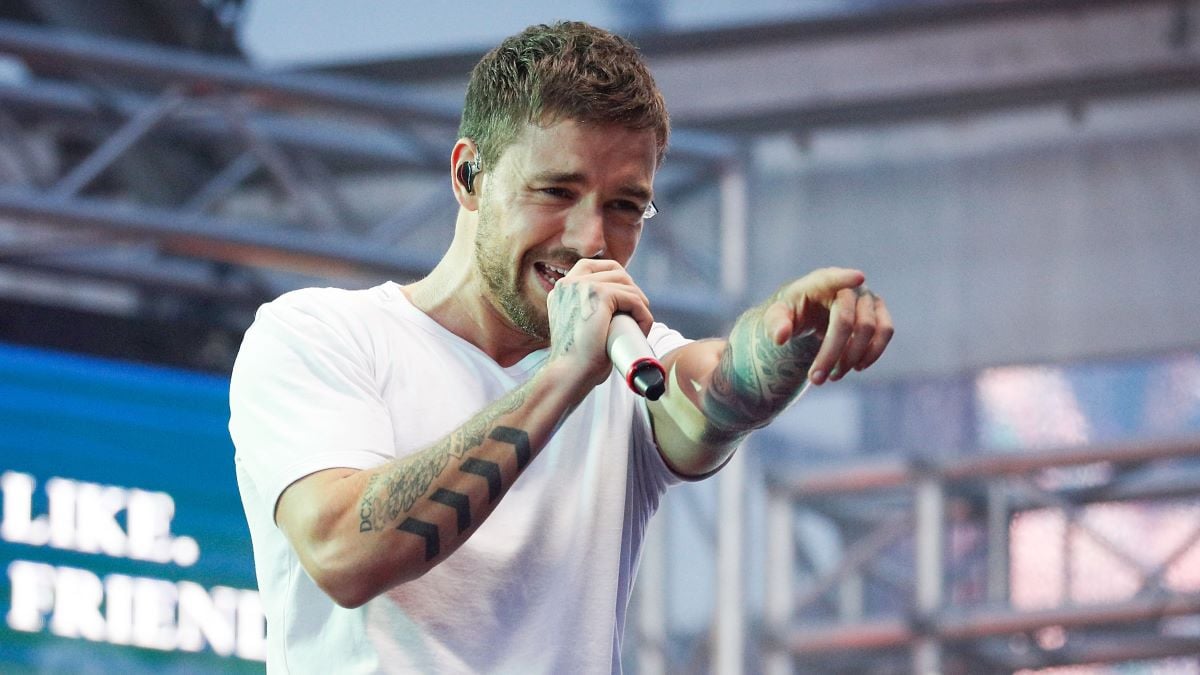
[547,258,664,400]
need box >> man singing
[230,20,893,673]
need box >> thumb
[762,300,795,345]
[790,293,827,342]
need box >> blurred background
[1,0,1198,673]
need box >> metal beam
[0,256,267,309]
[0,188,439,278]
[1008,463,1200,509]
[774,436,1200,497]
[786,593,1200,654]
[977,634,1200,670]
[635,0,1173,56]
[786,618,914,654]
[0,80,443,170]
[912,476,945,674]
[941,594,1200,640]
[647,0,1200,130]
[764,488,794,675]
[676,65,1200,133]
[0,18,460,125]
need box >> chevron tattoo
[396,518,440,561]
[488,426,532,470]
[357,387,529,534]
[356,386,542,565]
[459,457,503,503]
[389,424,534,559]
[430,488,471,534]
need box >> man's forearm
[357,383,529,542]
[279,361,588,607]
[703,302,822,439]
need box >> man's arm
[275,361,588,608]
[648,267,893,477]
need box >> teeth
[535,262,573,289]
[545,264,569,276]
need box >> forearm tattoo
[704,304,822,437]
[358,386,532,562]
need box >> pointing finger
[787,267,865,305]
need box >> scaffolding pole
[714,158,749,675]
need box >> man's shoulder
[258,283,398,324]
[246,283,410,350]
[267,283,393,313]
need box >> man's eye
[540,187,572,199]
[612,201,641,212]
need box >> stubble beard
[474,203,551,341]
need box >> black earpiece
[457,158,480,194]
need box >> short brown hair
[459,21,669,169]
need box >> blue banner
[0,341,263,673]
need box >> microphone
[606,313,666,401]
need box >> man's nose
[562,205,607,258]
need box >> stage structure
[628,351,1200,674]
[759,435,1200,673]
[0,17,742,372]
[1,2,1199,673]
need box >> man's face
[472,119,658,340]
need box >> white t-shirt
[229,282,689,674]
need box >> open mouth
[533,262,570,291]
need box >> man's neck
[403,264,547,368]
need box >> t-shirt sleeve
[229,292,395,521]
[647,321,691,360]
[630,322,695,492]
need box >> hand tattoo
[549,284,598,356]
[579,286,599,321]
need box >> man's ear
[451,139,481,211]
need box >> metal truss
[756,436,1200,674]
[0,19,741,358]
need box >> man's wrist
[534,357,601,407]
